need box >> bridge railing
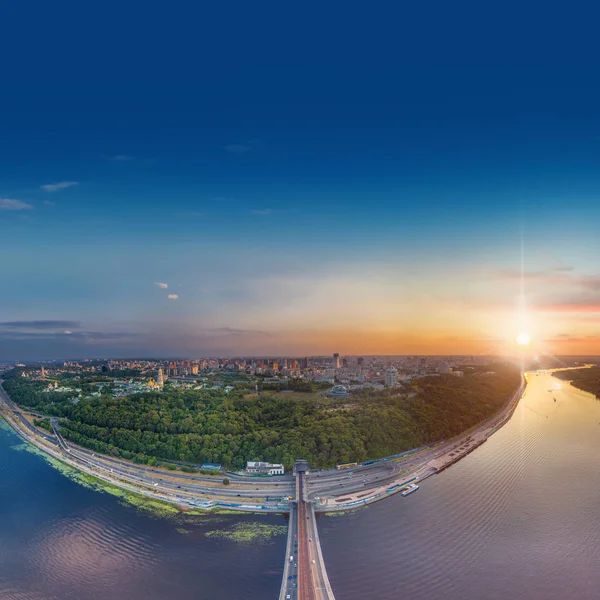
[308,502,336,599]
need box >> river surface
[0,419,287,600]
[320,371,600,599]
[3,371,600,599]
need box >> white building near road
[246,461,285,476]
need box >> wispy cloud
[41,181,79,192]
[190,212,206,217]
[207,327,272,337]
[224,139,259,154]
[167,294,179,300]
[250,208,273,216]
[109,154,134,161]
[539,253,574,272]
[0,329,135,343]
[0,198,33,211]
[154,282,169,289]
[43,200,56,206]
[0,320,81,330]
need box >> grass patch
[176,527,192,535]
[273,391,324,403]
[205,522,287,544]
[324,509,362,517]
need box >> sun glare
[516,332,532,346]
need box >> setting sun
[516,332,532,346]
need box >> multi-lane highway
[0,384,57,444]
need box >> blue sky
[2,3,600,359]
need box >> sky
[2,3,600,360]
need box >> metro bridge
[279,461,336,600]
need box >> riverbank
[0,405,271,517]
[2,370,534,516]
[317,371,528,511]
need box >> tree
[222,477,230,485]
[3,364,521,469]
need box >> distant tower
[41,366,46,377]
[385,365,398,387]
[333,353,340,369]
[437,362,451,374]
[157,367,165,389]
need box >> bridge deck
[279,471,335,600]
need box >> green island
[553,366,600,397]
[2,364,521,470]
[205,522,288,544]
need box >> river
[0,418,287,600]
[320,371,600,599]
[2,371,600,599]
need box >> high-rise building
[333,353,340,369]
[385,365,398,387]
[191,365,199,375]
[438,362,451,374]
[357,357,364,367]
[342,358,348,367]
[41,366,46,377]
[303,357,310,369]
[157,367,165,389]
[272,361,279,371]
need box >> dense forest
[554,366,600,398]
[2,365,521,469]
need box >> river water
[2,371,600,599]
[320,371,600,599]
[0,419,287,600]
